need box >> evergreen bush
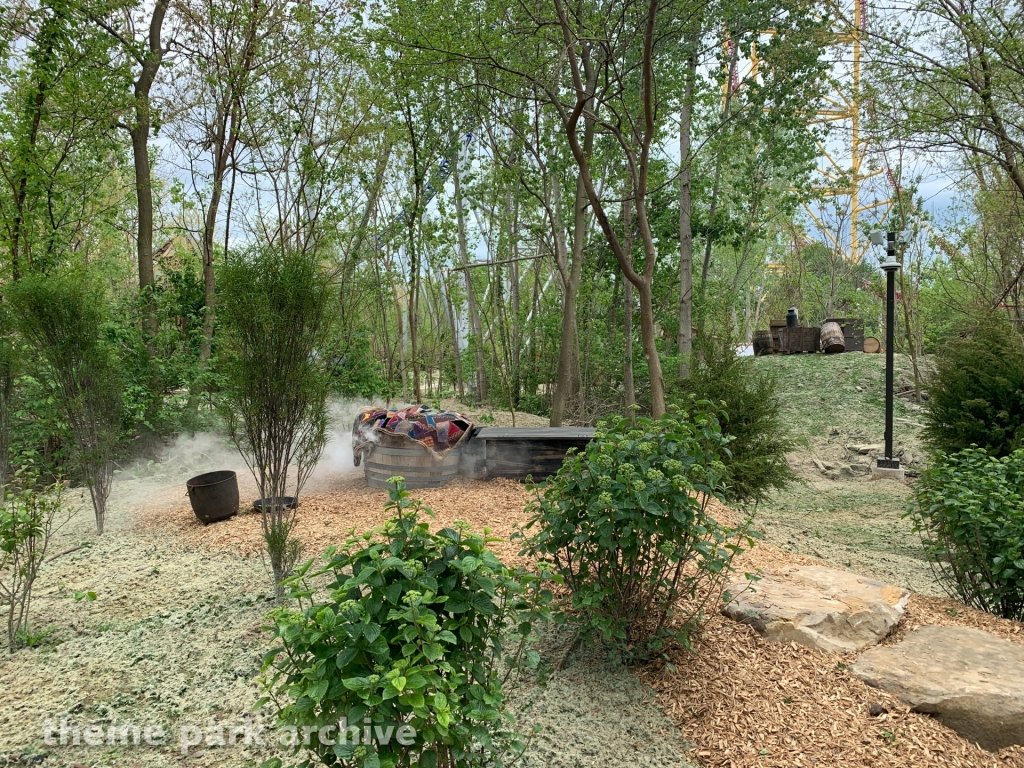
[906,446,1024,621]
[672,339,796,505]
[923,312,1024,457]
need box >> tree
[867,0,1024,299]
[170,0,283,361]
[91,0,172,339]
[8,272,123,536]
[0,1,126,280]
[218,243,333,591]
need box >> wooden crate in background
[779,326,820,353]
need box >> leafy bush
[906,446,1024,621]
[260,480,553,768]
[522,403,756,659]
[218,244,334,590]
[8,271,123,535]
[671,338,796,506]
[0,465,67,652]
[923,313,1024,457]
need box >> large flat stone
[722,565,909,653]
[853,625,1024,751]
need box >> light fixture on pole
[870,229,902,476]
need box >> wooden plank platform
[460,427,596,482]
[473,427,596,440]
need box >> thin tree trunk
[7,33,52,281]
[699,39,739,293]
[453,162,486,402]
[678,43,697,379]
[623,199,636,419]
[550,123,592,427]
[443,276,464,398]
[127,0,170,342]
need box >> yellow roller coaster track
[804,0,892,263]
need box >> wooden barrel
[753,330,774,356]
[864,336,881,353]
[820,321,846,353]
[364,434,461,489]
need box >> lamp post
[871,230,903,476]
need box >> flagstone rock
[722,565,909,653]
[853,625,1024,751]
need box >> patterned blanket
[352,405,473,466]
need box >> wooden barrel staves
[820,321,846,353]
[753,330,774,356]
[364,433,461,489]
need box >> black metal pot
[252,496,298,514]
[186,470,239,524]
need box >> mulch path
[139,475,1024,768]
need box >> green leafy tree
[0,466,66,652]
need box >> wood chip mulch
[136,475,535,566]
[641,497,1024,768]
[140,475,1024,768]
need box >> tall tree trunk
[550,117,593,427]
[453,162,487,402]
[199,109,238,362]
[555,1,666,416]
[127,0,170,342]
[678,43,697,379]
[623,199,636,418]
[509,194,522,409]
[699,39,738,293]
[7,25,55,281]
[443,276,464,398]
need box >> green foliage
[218,242,335,589]
[260,480,553,768]
[0,318,18,489]
[522,404,756,659]
[671,339,796,505]
[923,313,1024,457]
[7,271,122,534]
[906,447,1024,621]
[0,464,66,652]
[324,330,389,400]
[112,255,216,442]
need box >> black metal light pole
[879,232,901,469]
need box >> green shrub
[923,313,1024,457]
[906,446,1024,621]
[218,244,334,590]
[671,339,796,506]
[260,480,554,768]
[0,465,67,652]
[522,403,757,659]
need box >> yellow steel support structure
[805,0,890,262]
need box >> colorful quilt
[352,405,473,466]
